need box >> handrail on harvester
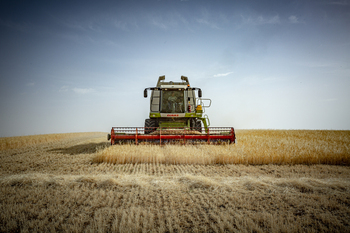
[109,127,235,145]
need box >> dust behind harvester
[108,75,235,145]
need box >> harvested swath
[94,130,350,165]
[93,145,217,165]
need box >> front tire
[144,119,156,134]
[195,120,202,133]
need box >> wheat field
[0,132,94,150]
[1,130,350,232]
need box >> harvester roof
[156,75,189,87]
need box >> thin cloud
[241,15,281,25]
[196,18,221,29]
[175,12,193,32]
[196,7,221,29]
[149,14,181,30]
[27,82,35,86]
[49,12,101,33]
[213,72,233,77]
[327,1,350,5]
[73,88,95,94]
[288,15,303,24]
[258,15,280,25]
[151,18,168,30]
[112,17,139,31]
[0,19,31,32]
[114,20,128,30]
[289,15,298,24]
[87,37,122,48]
[59,86,69,92]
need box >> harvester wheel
[145,119,156,134]
[195,120,202,133]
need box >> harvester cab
[108,75,235,145]
[143,75,210,134]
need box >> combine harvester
[108,75,235,145]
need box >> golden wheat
[94,130,350,165]
[0,132,104,151]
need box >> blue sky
[1,0,350,137]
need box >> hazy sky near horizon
[1,0,350,137]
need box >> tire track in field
[154,189,167,232]
[202,192,225,233]
[189,191,219,232]
[211,192,238,232]
[163,189,181,232]
[114,190,135,231]
[198,188,240,232]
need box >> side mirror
[198,89,202,98]
[144,89,147,98]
